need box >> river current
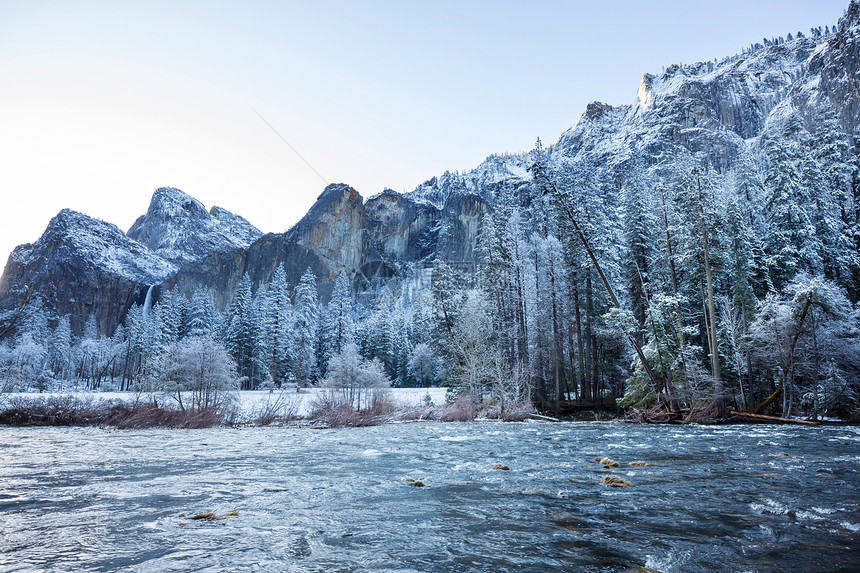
[1,422,858,572]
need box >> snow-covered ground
[234,387,448,418]
[1,387,449,420]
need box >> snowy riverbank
[0,387,450,421]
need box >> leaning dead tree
[0,284,53,341]
[530,161,676,412]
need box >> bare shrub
[388,404,432,422]
[480,398,535,421]
[107,403,225,429]
[307,399,379,427]
[0,395,231,428]
[250,391,300,426]
[0,395,115,426]
[437,395,475,421]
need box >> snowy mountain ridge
[10,209,177,283]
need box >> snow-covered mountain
[0,209,177,333]
[554,12,859,173]
[127,187,262,265]
[1,2,858,335]
[0,189,266,334]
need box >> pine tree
[293,268,319,387]
[810,106,858,288]
[49,315,74,383]
[764,114,821,283]
[156,289,189,345]
[251,282,274,385]
[267,266,293,385]
[431,258,460,362]
[188,289,217,338]
[323,272,356,366]
[225,275,255,389]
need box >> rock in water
[601,476,632,488]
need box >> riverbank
[0,388,538,428]
[2,390,855,428]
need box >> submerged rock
[493,464,511,471]
[189,511,239,521]
[405,478,425,487]
[628,461,650,467]
[595,457,620,467]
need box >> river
[1,422,858,572]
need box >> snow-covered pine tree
[810,105,858,290]
[292,268,319,388]
[322,272,356,368]
[225,275,255,389]
[188,288,217,338]
[764,113,822,284]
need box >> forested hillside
[2,2,859,420]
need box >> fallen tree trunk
[730,411,820,426]
[528,413,561,422]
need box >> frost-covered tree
[764,114,821,283]
[321,343,390,411]
[407,342,441,387]
[449,291,495,415]
[265,266,293,386]
[293,268,319,387]
[810,106,858,290]
[225,275,255,388]
[322,272,356,368]
[749,275,860,417]
[188,289,217,338]
[165,335,240,412]
[49,315,74,384]
[156,288,189,345]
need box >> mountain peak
[128,187,262,264]
[317,182,359,202]
[584,101,614,120]
[148,187,208,218]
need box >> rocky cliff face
[812,2,860,136]
[0,210,177,334]
[169,183,442,309]
[2,3,858,334]
[557,39,808,173]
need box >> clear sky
[0,0,850,266]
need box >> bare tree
[165,336,241,412]
[321,343,391,411]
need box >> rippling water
[1,422,858,572]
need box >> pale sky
[0,0,849,266]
